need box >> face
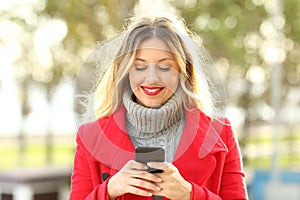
[129,37,180,108]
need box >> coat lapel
[173,110,227,185]
[89,106,135,171]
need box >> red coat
[70,106,247,200]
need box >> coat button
[102,172,109,181]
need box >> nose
[145,65,160,83]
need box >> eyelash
[135,65,146,71]
[134,65,171,72]
[159,65,171,71]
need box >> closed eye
[157,64,171,71]
[134,65,147,71]
[133,64,172,72]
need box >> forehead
[138,37,170,51]
[135,37,174,59]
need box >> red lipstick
[141,86,164,96]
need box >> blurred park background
[0,0,300,199]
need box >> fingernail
[156,186,161,191]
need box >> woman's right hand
[107,160,163,200]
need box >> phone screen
[135,147,165,173]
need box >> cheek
[129,71,142,91]
[161,73,180,90]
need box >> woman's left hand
[147,162,192,200]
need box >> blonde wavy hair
[94,14,214,118]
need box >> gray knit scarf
[123,88,186,162]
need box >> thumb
[147,161,170,170]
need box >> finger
[123,160,148,172]
[127,185,153,197]
[147,162,171,171]
[129,177,162,192]
[131,171,163,183]
[152,183,169,197]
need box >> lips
[141,86,164,96]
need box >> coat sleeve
[218,120,248,199]
[189,183,222,200]
[69,125,110,200]
[189,119,248,200]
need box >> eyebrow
[135,57,174,62]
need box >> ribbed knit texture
[123,88,185,162]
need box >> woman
[70,14,248,200]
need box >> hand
[107,160,163,200]
[147,162,192,200]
